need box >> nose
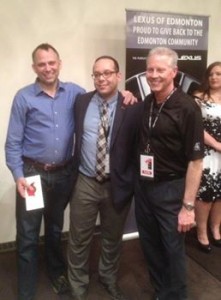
[44,63,51,71]
[151,70,158,78]
[146,70,158,78]
[97,74,106,80]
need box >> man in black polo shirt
[135,47,204,300]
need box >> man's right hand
[16,177,29,198]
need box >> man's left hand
[177,206,195,233]
[121,90,137,105]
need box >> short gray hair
[147,47,178,68]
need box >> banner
[126,10,209,101]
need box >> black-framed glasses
[91,70,117,80]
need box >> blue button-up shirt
[5,80,85,180]
[79,92,117,177]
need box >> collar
[34,79,65,96]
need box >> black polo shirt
[140,88,204,178]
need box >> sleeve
[183,100,204,161]
[5,92,28,181]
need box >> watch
[183,202,195,211]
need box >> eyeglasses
[91,70,117,80]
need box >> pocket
[23,163,38,177]
[165,178,185,208]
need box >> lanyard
[148,99,167,130]
[146,88,176,153]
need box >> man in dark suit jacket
[67,55,142,300]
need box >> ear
[173,66,178,78]
[32,63,37,74]
[59,59,62,70]
[117,71,122,82]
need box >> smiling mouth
[98,85,108,88]
[44,75,54,79]
[150,81,160,86]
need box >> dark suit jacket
[73,91,143,210]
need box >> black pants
[16,162,73,300]
[135,178,187,300]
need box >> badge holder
[140,153,154,180]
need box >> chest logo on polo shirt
[194,142,201,151]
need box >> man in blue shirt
[5,43,136,300]
[5,43,86,300]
